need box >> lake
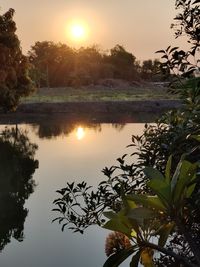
[0,118,150,267]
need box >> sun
[71,24,85,39]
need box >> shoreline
[0,100,182,124]
[17,100,181,114]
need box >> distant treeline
[28,42,166,88]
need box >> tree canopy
[0,9,34,111]
[29,41,164,87]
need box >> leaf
[127,199,137,209]
[189,135,200,142]
[103,214,132,237]
[144,167,164,180]
[173,161,197,204]
[193,0,200,4]
[158,222,175,247]
[130,251,141,267]
[127,195,166,212]
[117,157,124,164]
[127,207,154,221]
[103,247,136,267]
[186,183,196,198]
[155,50,165,54]
[169,47,179,54]
[103,211,118,220]
[171,156,186,191]
[61,223,68,232]
[148,179,171,208]
[161,55,168,59]
[165,155,172,183]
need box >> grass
[22,85,176,103]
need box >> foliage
[29,42,162,87]
[0,9,35,111]
[140,59,161,80]
[0,126,38,251]
[107,45,138,80]
[156,0,200,90]
[102,156,200,267]
[29,41,75,87]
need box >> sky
[1,0,186,61]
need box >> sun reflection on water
[76,126,85,140]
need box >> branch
[140,241,198,267]
[176,220,200,266]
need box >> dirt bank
[18,100,181,113]
[0,100,182,124]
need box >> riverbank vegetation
[0,7,198,110]
[22,82,173,103]
[29,42,165,89]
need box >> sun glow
[76,127,85,140]
[65,18,91,45]
[71,24,85,39]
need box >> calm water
[0,121,146,267]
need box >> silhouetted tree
[29,41,75,87]
[107,45,137,80]
[0,9,34,111]
[141,59,161,80]
[73,45,103,86]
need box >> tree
[141,59,161,80]
[72,45,103,86]
[0,9,34,111]
[106,45,137,80]
[29,41,75,87]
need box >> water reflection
[0,127,38,251]
[0,121,146,267]
[76,126,85,140]
[31,119,126,139]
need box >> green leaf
[165,155,172,183]
[148,179,171,208]
[104,211,118,220]
[103,212,132,237]
[144,167,164,180]
[103,247,136,267]
[127,199,137,209]
[130,251,141,267]
[128,207,154,222]
[189,135,200,142]
[158,222,175,247]
[186,183,196,198]
[173,161,197,204]
[127,195,166,212]
[171,155,187,191]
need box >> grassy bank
[22,84,176,103]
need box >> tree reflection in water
[31,118,126,139]
[0,126,38,251]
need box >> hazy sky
[1,0,185,60]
